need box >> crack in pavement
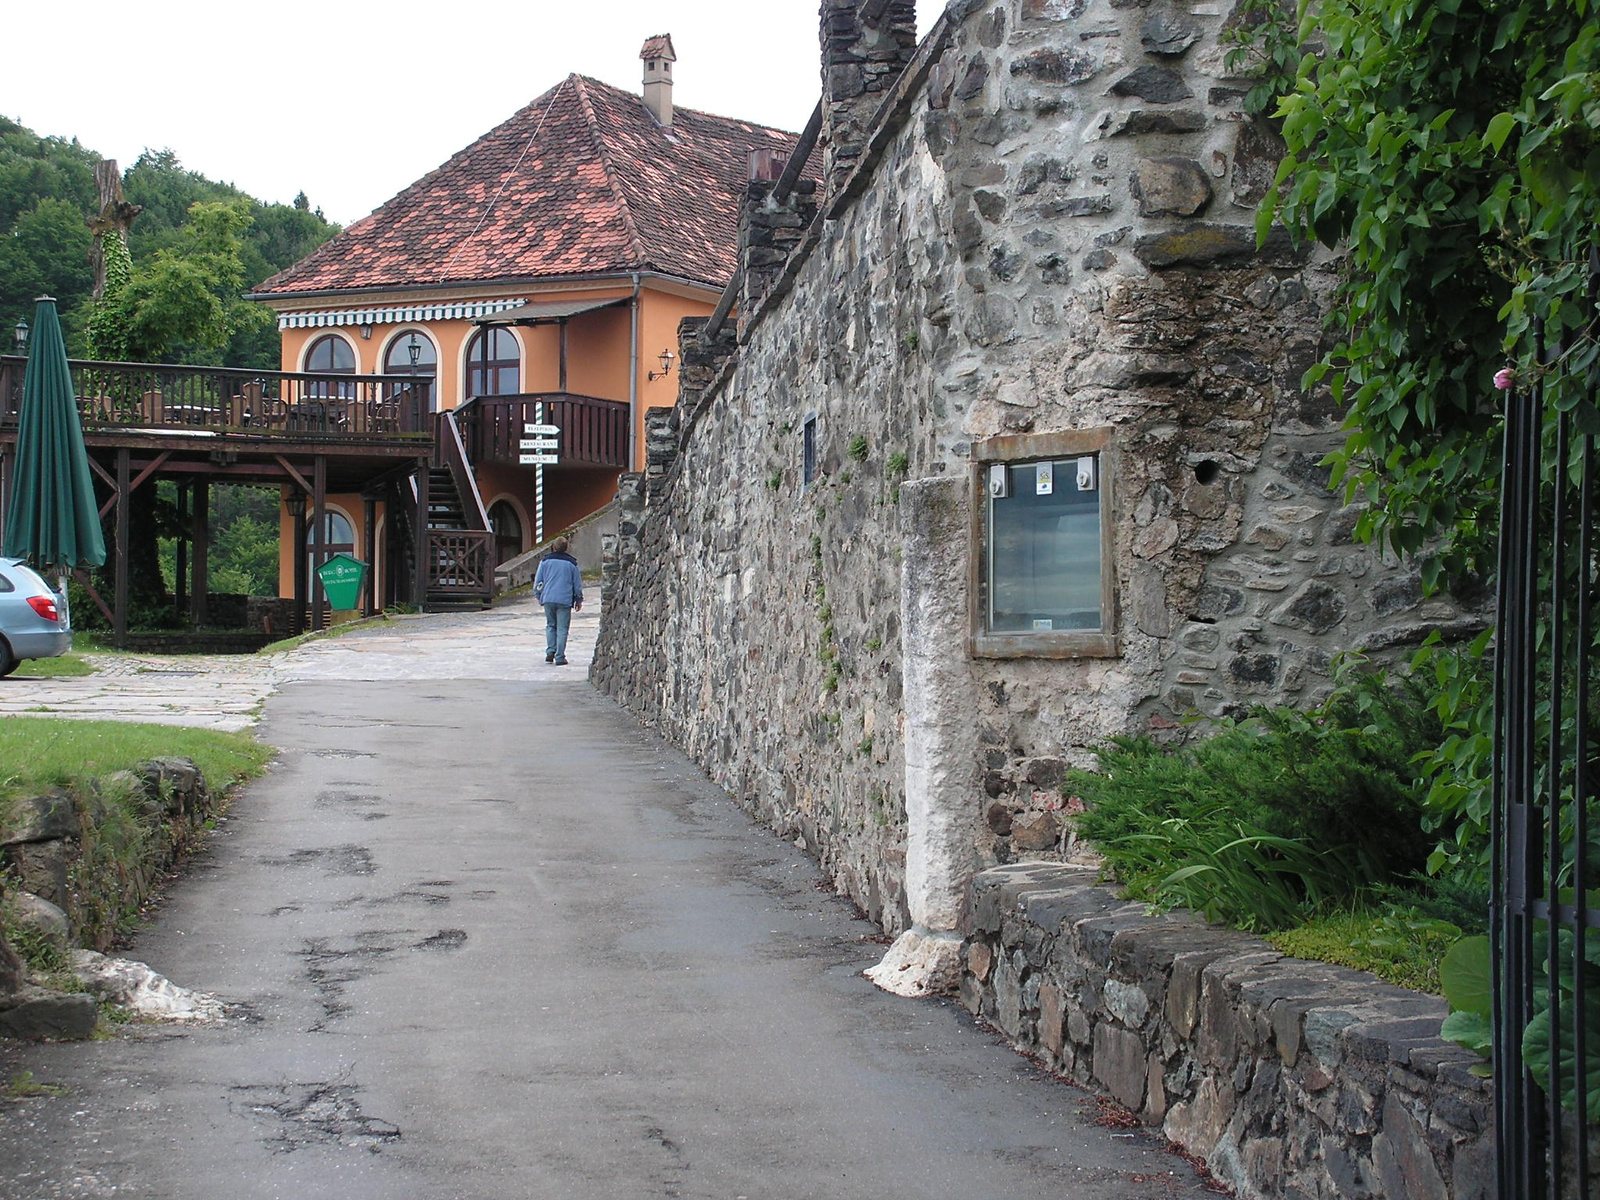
[231,1080,401,1154]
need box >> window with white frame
[972,429,1117,658]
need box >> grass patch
[1269,909,1464,994]
[0,717,271,802]
[5,1071,67,1099]
[257,613,390,655]
[8,654,95,679]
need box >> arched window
[383,331,439,411]
[308,510,356,583]
[304,334,357,399]
[465,327,521,398]
[489,500,523,566]
[305,335,356,373]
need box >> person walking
[533,536,583,665]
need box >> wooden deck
[455,392,630,469]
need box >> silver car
[0,557,71,677]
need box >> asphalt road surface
[0,601,1217,1199]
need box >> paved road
[0,599,1213,1199]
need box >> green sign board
[316,553,369,611]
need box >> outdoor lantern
[648,348,675,381]
[407,333,422,368]
[285,490,307,521]
[14,318,28,354]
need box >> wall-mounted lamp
[407,332,422,367]
[647,348,675,381]
[14,317,29,354]
[359,322,373,340]
[285,490,307,521]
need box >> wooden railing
[0,355,433,439]
[426,530,493,600]
[455,392,630,468]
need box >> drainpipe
[628,273,641,471]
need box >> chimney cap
[640,33,677,62]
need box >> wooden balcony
[0,355,433,442]
[455,393,630,469]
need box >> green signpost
[316,553,369,612]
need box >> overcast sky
[6,0,943,227]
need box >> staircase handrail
[435,410,491,533]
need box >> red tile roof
[255,75,802,298]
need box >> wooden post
[413,456,430,610]
[0,443,11,537]
[363,493,378,617]
[175,481,189,618]
[189,479,209,627]
[311,456,327,631]
[291,496,308,637]
[114,448,130,647]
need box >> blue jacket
[534,552,583,607]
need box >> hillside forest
[1,115,339,599]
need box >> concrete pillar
[865,476,975,997]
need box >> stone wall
[963,864,1492,1200]
[593,1,1483,926]
[1,757,221,1038]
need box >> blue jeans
[543,603,573,661]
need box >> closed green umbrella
[2,296,106,572]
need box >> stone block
[1164,1073,1234,1158]
[1132,157,1213,218]
[1009,47,1098,85]
[1010,811,1061,852]
[1110,64,1194,103]
[1,791,77,845]
[0,986,98,1040]
[1374,1091,1449,1200]
[1141,11,1202,55]
[1134,223,1304,268]
[1103,978,1151,1028]
[1092,1021,1148,1109]
[967,939,993,983]
[1039,981,1064,1057]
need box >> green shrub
[1068,667,1443,930]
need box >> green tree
[1259,1,1600,868]
[1265,0,1600,581]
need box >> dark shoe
[554,658,569,665]
[546,652,555,663]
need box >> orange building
[250,36,801,601]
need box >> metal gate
[1494,271,1600,1196]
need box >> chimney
[641,34,677,127]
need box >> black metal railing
[455,392,630,468]
[0,355,432,438]
[1495,315,1600,1197]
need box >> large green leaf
[1440,935,1493,1016]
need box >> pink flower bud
[1494,367,1515,390]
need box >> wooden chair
[231,380,264,427]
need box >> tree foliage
[0,122,338,368]
[1264,0,1600,584]
[1253,0,1600,876]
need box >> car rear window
[0,571,13,594]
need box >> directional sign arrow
[519,453,560,466]
[523,423,560,436]
[520,438,560,450]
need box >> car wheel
[0,637,15,679]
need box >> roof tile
[256,75,802,297]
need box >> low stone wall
[119,631,277,655]
[963,863,1492,1200]
[3,758,219,951]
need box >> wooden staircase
[420,417,494,611]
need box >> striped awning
[276,298,528,331]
